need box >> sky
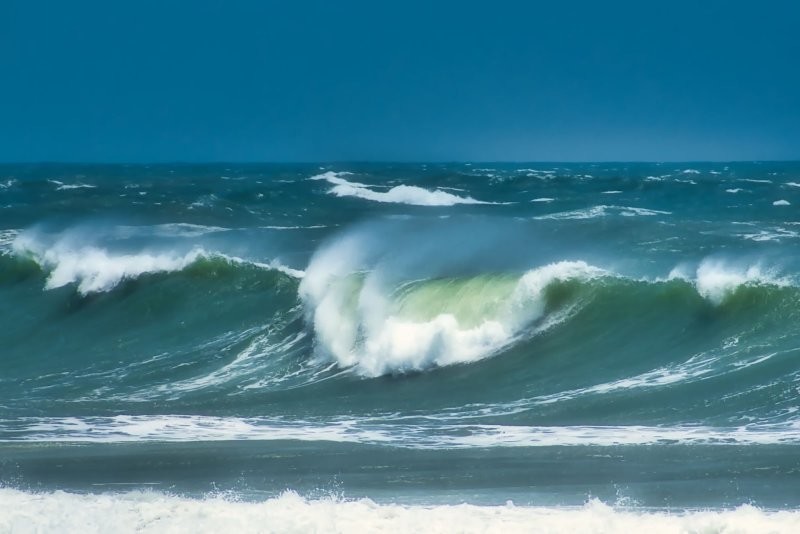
[1,0,798,162]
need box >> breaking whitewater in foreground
[3,489,800,533]
[2,162,800,532]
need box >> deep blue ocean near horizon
[1,162,800,530]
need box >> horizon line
[1,159,799,165]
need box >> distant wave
[535,205,670,220]
[2,488,798,534]
[57,184,97,190]
[11,232,303,294]
[310,172,492,206]
[114,223,231,238]
[48,179,97,191]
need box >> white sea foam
[0,228,20,249]
[601,190,622,194]
[739,227,799,242]
[786,182,800,188]
[773,199,791,206]
[260,225,328,230]
[681,169,701,175]
[189,194,218,209]
[531,356,718,406]
[530,197,555,202]
[301,257,605,376]
[56,183,97,190]
[310,171,490,206]
[0,179,16,189]
[741,178,772,184]
[535,205,670,220]
[725,188,744,193]
[668,259,790,305]
[6,415,800,449]
[2,489,798,534]
[114,223,231,238]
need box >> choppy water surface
[2,162,800,531]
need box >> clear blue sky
[1,0,798,161]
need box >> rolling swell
[2,212,800,451]
[0,238,312,413]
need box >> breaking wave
[10,231,302,294]
[311,172,491,206]
[300,258,603,376]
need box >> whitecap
[7,415,800,449]
[310,171,492,206]
[56,183,97,191]
[535,205,670,220]
[667,259,790,305]
[2,488,799,533]
[300,257,605,376]
[12,232,303,294]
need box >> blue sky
[1,0,798,161]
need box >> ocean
[1,162,799,532]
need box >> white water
[535,205,670,220]
[301,256,603,376]
[6,415,800,448]
[310,171,490,206]
[2,489,799,534]
[668,258,791,305]
[12,232,303,294]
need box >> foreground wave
[2,488,798,534]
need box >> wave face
[301,254,604,376]
[3,162,800,513]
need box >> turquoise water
[1,163,800,529]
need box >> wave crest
[311,171,490,206]
[12,232,302,295]
[668,259,790,305]
[301,259,603,376]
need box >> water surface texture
[2,163,800,530]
